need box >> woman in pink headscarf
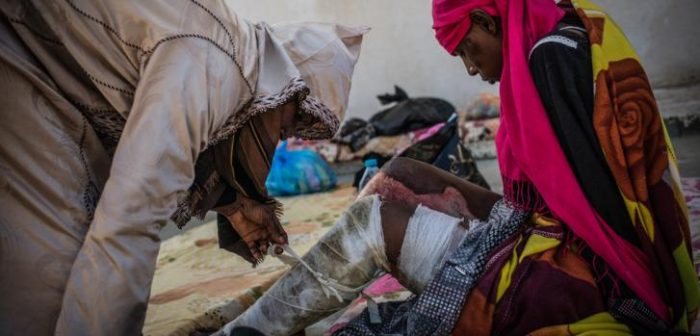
[430,0,697,334]
[217,0,697,335]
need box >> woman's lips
[481,76,497,84]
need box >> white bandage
[397,204,466,293]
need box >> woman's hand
[215,196,288,263]
[228,210,271,260]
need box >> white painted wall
[225,0,700,120]
[597,0,700,87]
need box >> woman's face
[278,101,316,141]
[454,10,503,84]
[278,101,298,140]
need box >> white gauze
[397,204,466,293]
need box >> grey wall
[596,0,700,87]
[226,0,700,120]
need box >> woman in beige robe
[0,0,366,334]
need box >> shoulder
[529,21,590,66]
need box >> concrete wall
[225,0,700,120]
[597,0,700,87]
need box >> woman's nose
[461,56,479,76]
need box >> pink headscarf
[432,0,498,54]
[433,0,669,322]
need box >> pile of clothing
[334,86,491,189]
[336,86,455,150]
[458,92,501,159]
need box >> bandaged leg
[219,195,466,335]
[219,195,390,336]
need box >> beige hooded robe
[0,0,366,334]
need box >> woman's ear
[470,9,499,36]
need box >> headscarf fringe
[172,171,222,229]
[501,176,549,214]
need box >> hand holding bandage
[215,195,288,264]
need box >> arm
[382,157,500,220]
[54,38,249,334]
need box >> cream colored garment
[172,21,368,225]
[0,18,113,336]
[0,0,366,335]
[271,23,367,125]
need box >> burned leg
[381,157,501,220]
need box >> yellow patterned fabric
[573,0,698,330]
[529,313,633,336]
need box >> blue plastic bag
[265,141,337,196]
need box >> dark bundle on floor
[353,114,491,191]
[335,86,456,151]
[370,86,455,136]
